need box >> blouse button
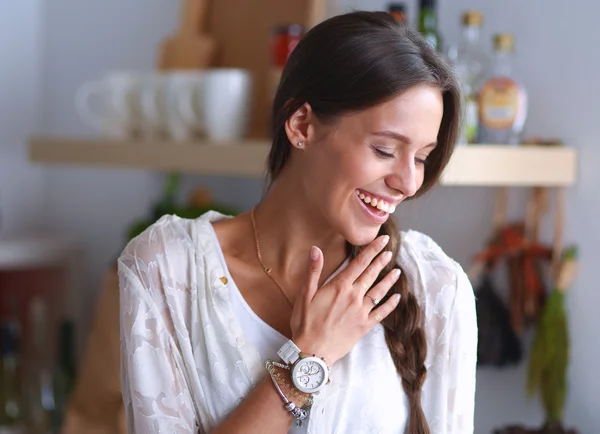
[236,337,246,347]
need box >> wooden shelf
[440,145,577,187]
[28,136,577,187]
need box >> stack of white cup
[75,68,253,143]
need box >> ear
[284,102,315,149]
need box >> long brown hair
[267,11,461,433]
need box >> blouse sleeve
[118,237,198,433]
[445,264,478,433]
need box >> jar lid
[388,3,406,13]
[462,10,483,27]
[494,33,514,51]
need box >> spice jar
[268,24,304,101]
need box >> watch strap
[277,340,301,365]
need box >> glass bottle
[477,34,528,144]
[0,298,25,432]
[26,298,54,434]
[447,10,489,144]
[387,3,407,24]
[51,320,76,432]
[418,0,442,52]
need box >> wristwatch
[277,340,330,394]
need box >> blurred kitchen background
[0,0,597,433]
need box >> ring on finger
[365,295,379,306]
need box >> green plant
[124,172,239,242]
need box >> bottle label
[463,97,478,143]
[478,77,522,130]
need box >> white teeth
[357,190,394,214]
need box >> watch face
[292,358,327,393]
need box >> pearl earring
[297,142,304,147]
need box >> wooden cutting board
[158,0,216,70]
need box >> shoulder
[117,211,225,290]
[398,229,475,323]
[119,214,196,270]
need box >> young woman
[119,11,477,434]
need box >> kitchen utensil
[527,246,577,426]
[158,0,216,70]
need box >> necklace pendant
[265,267,272,275]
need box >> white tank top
[209,227,346,433]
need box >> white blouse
[118,211,477,434]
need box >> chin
[344,224,382,248]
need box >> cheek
[413,167,426,193]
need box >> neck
[251,169,349,295]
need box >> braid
[348,218,429,434]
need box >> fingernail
[394,293,401,301]
[392,268,401,278]
[381,235,390,246]
[383,251,393,262]
[310,246,320,260]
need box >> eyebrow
[371,130,437,149]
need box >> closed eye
[372,145,429,165]
[371,146,395,159]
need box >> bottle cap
[462,10,483,27]
[388,3,406,13]
[494,33,514,51]
[420,0,435,9]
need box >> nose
[385,155,419,198]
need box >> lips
[354,190,396,225]
[355,189,397,214]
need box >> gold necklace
[250,208,294,307]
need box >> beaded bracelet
[265,360,313,427]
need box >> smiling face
[287,84,444,246]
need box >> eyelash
[371,146,428,165]
[373,147,395,159]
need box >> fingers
[342,235,390,283]
[364,268,401,308]
[354,250,394,295]
[368,293,401,326]
[303,246,324,303]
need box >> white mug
[137,73,169,140]
[140,72,206,141]
[75,72,144,138]
[201,69,253,142]
[168,72,206,141]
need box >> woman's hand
[290,235,402,366]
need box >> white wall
[0,0,46,234]
[38,0,179,315]
[35,0,598,432]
